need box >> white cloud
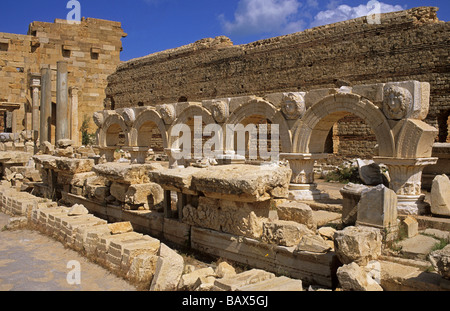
[220,0,302,36]
[220,0,407,38]
[310,1,406,27]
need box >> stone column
[374,157,438,215]
[56,61,70,143]
[30,73,41,144]
[280,153,329,200]
[39,66,52,146]
[69,87,79,146]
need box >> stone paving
[0,213,136,291]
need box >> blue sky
[1,0,449,61]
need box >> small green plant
[80,115,96,146]
[325,165,361,184]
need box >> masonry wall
[0,18,126,143]
[105,7,450,157]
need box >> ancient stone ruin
[0,7,449,291]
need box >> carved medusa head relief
[383,85,412,120]
[281,92,306,120]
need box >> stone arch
[130,109,168,151]
[292,93,395,157]
[98,113,130,148]
[226,98,292,153]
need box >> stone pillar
[280,153,329,200]
[39,66,51,146]
[30,73,41,145]
[69,87,79,146]
[56,61,70,143]
[374,157,438,215]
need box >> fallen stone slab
[380,260,450,291]
[312,210,341,227]
[148,166,201,192]
[213,269,275,291]
[93,163,163,184]
[54,157,94,174]
[237,276,303,291]
[190,164,292,202]
[396,234,440,260]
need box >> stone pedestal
[280,153,329,201]
[98,146,116,162]
[340,183,368,225]
[124,146,151,164]
[374,157,438,215]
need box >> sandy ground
[0,213,137,291]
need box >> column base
[397,194,430,215]
[288,183,330,201]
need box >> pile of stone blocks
[92,162,165,210]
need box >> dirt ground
[0,213,137,291]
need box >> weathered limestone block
[340,183,368,225]
[125,183,164,207]
[93,163,163,184]
[150,243,185,291]
[429,244,450,280]
[110,182,130,202]
[334,226,382,265]
[356,185,398,237]
[183,197,272,239]
[430,174,450,216]
[294,234,331,254]
[54,158,94,174]
[237,276,303,291]
[215,262,236,279]
[178,267,215,291]
[126,253,159,283]
[337,262,383,291]
[262,220,314,247]
[276,201,315,230]
[213,269,275,291]
[108,221,133,234]
[67,204,89,216]
[148,166,201,191]
[190,164,292,202]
